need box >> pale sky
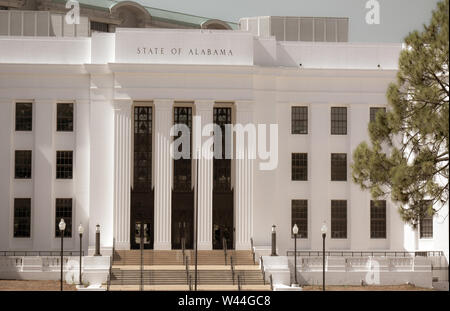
[133,0,440,43]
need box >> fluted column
[195,100,214,250]
[154,99,173,250]
[113,100,132,250]
[234,101,254,250]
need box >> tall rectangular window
[420,201,433,238]
[14,198,31,238]
[370,107,386,123]
[57,103,74,132]
[331,107,347,135]
[291,106,308,134]
[133,106,152,192]
[331,153,347,181]
[291,200,307,238]
[55,198,72,238]
[15,102,32,131]
[56,151,73,179]
[15,150,32,179]
[331,200,347,238]
[292,153,307,181]
[173,106,192,192]
[213,107,233,192]
[370,200,386,239]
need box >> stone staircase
[108,249,270,291]
[113,250,256,265]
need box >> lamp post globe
[59,218,66,231]
[59,218,66,291]
[292,224,299,287]
[78,223,84,286]
[321,221,327,291]
[321,222,328,236]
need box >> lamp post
[321,222,328,292]
[78,224,84,286]
[94,224,101,256]
[58,218,66,292]
[292,224,299,287]
[271,225,277,256]
[194,148,199,291]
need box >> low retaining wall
[0,255,109,286]
[262,255,434,288]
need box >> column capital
[113,99,132,111]
[195,100,214,112]
[235,100,254,112]
[154,99,173,110]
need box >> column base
[114,241,130,250]
[153,242,171,250]
[197,242,212,250]
[235,241,252,250]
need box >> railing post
[231,256,235,285]
[140,222,144,291]
[223,237,227,265]
[185,256,190,286]
[250,238,255,264]
[237,274,241,291]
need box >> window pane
[292,200,307,238]
[55,198,72,238]
[420,201,433,238]
[174,106,192,192]
[291,106,308,134]
[331,107,347,135]
[15,150,32,179]
[56,151,73,179]
[16,102,32,131]
[134,106,152,192]
[331,200,347,238]
[370,107,386,123]
[331,153,347,181]
[370,200,386,238]
[57,103,73,132]
[91,21,109,32]
[14,198,31,238]
[292,153,307,181]
[213,107,232,192]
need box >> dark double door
[130,191,154,249]
[212,191,234,249]
[171,191,194,249]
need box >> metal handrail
[269,274,273,291]
[182,237,186,265]
[250,238,255,264]
[230,256,235,285]
[285,250,445,257]
[185,255,190,285]
[223,237,228,265]
[0,250,85,256]
[140,237,144,291]
[260,256,265,285]
[188,274,192,291]
[107,238,115,291]
[237,274,242,291]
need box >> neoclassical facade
[0,1,448,265]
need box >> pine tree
[351,0,449,227]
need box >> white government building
[0,0,448,289]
